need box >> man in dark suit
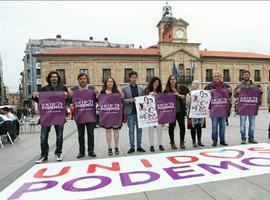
[122,71,145,154]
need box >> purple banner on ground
[98,93,123,128]
[72,89,96,124]
[210,89,230,117]
[155,93,176,124]
[237,88,260,116]
[39,91,66,127]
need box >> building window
[28,85,31,96]
[254,70,261,82]
[185,68,192,82]
[146,68,154,82]
[37,84,42,92]
[239,69,245,81]
[178,64,184,76]
[36,62,41,68]
[26,55,30,64]
[56,69,66,84]
[36,68,41,79]
[223,69,230,82]
[80,69,88,76]
[124,68,133,83]
[206,69,213,82]
[102,68,111,82]
[27,69,31,79]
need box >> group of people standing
[32,69,265,164]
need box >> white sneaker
[36,156,48,164]
[55,153,63,161]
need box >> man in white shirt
[0,107,17,141]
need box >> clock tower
[157,3,201,86]
[157,2,189,43]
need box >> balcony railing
[177,76,193,84]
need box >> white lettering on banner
[41,102,64,110]
[75,100,94,108]
[157,103,175,110]
[239,97,258,103]
[1,144,270,200]
[211,98,228,105]
[100,104,120,111]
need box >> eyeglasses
[170,78,176,80]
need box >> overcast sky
[1,1,270,92]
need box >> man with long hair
[32,71,68,163]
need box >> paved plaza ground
[1,109,270,199]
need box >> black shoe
[108,148,113,156]
[127,148,135,154]
[36,156,48,164]
[88,152,97,157]
[198,142,205,147]
[159,145,165,151]
[220,141,228,146]
[150,146,155,152]
[137,147,146,152]
[77,153,85,159]
[193,143,198,147]
[212,142,217,147]
[115,147,120,155]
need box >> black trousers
[190,124,202,143]
[77,122,95,154]
[40,125,63,156]
[169,112,185,145]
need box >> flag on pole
[182,56,186,76]
[172,59,179,76]
[191,61,195,76]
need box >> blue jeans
[127,114,142,148]
[211,117,226,142]
[40,125,64,156]
[240,115,255,141]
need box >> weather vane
[163,1,172,17]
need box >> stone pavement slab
[0,110,269,199]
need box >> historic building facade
[23,35,134,100]
[34,4,270,106]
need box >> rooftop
[200,50,270,59]
[34,47,161,56]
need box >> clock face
[175,29,184,39]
